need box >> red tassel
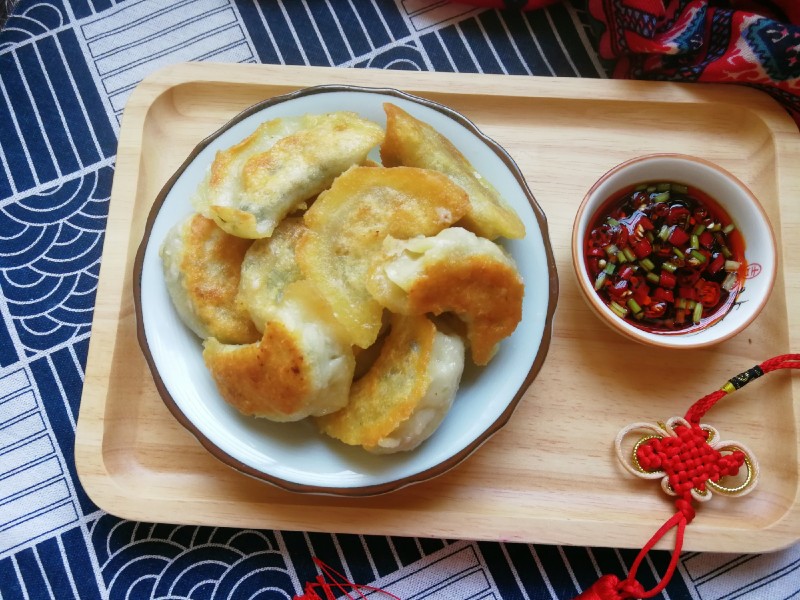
[295,558,401,600]
[573,511,686,599]
[574,574,625,599]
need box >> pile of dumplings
[159,102,526,454]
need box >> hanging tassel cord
[577,353,800,600]
[294,558,401,600]
[685,354,800,425]
[296,356,800,600]
[575,511,687,600]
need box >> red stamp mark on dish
[746,263,762,279]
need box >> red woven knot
[674,498,696,523]
[617,579,646,599]
[636,423,745,507]
[573,574,623,599]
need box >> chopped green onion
[692,302,703,323]
[725,260,741,271]
[671,183,689,194]
[604,262,616,275]
[594,272,607,291]
[652,191,670,202]
[658,224,670,241]
[635,184,648,191]
[722,223,736,234]
[673,247,685,259]
[656,183,671,192]
[690,249,707,263]
[604,244,618,257]
[693,223,706,236]
[722,271,738,291]
[627,298,642,314]
[690,234,700,248]
[609,301,628,318]
[623,247,637,262]
[607,217,620,227]
[662,261,678,273]
[640,258,655,271]
[646,272,660,284]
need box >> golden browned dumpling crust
[297,165,469,349]
[367,227,524,365]
[238,217,307,331]
[160,213,260,345]
[193,112,385,239]
[203,323,313,419]
[203,281,355,422]
[380,102,525,241]
[315,313,465,453]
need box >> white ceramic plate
[134,86,558,496]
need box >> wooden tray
[75,63,800,552]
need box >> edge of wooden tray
[76,63,800,551]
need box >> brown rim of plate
[132,84,560,497]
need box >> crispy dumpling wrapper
[160,213,260,345]
[193,112,384,239]
[203,280,355,422]
[238,217,306,331]
[297,165,469,349]
[367,227,524,365]
[380,102,525,241]
[316,314,465,454]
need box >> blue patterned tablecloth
[1,1,798,598]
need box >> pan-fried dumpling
[160,213,260,345]
[380,103,525,241]
[296,165,469,349]
[203,281,355,422]
[238,217,306,331]
[315,314,465,454]
[193,112,384,239]
[366,227,524,365]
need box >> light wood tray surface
[76,63,800,552]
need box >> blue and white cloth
[0,1,798,598]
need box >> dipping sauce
[584,182,746,334]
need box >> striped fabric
[0,1,797,598]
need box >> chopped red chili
[584,181,746,333]
[696,280,721,308]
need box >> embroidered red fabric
[454,0,800,129]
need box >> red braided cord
[760,354,800,374]
[580,354,800,600]
[573,512,687,599]
[683,389,727,427]
[685,354,800,424]
[623,512,686,599]
[294,558,401,600]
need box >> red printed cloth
[458,1,800,129]
[588,0,800,128]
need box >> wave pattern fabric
[0,0,798,598]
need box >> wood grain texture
[75,63,800,552]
